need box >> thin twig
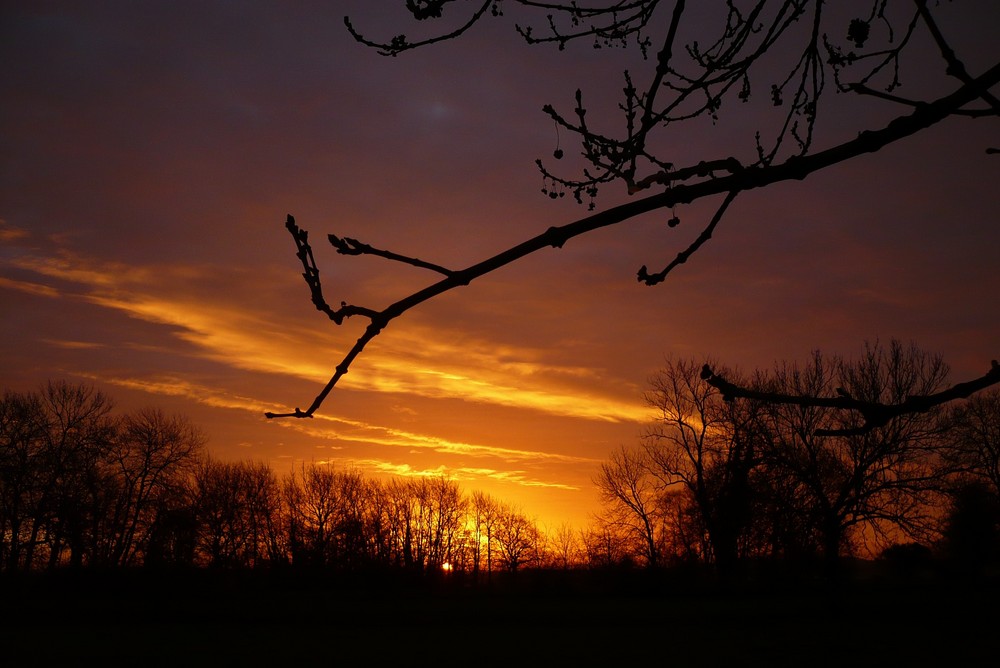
[329,235,457,276]
[637,190,738,286]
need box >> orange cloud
[87,372,591,494]
[14,248,651,425]
[89,373,595,464]
[0,223,29,242]
[13,252,152,288]
[41,338,105,350]
[0,276,59,298]
[347,460,579,491]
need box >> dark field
[2,568,996,667]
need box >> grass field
[2,568,996,666]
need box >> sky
[2,1,998,531]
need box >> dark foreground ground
[2,566,997,667]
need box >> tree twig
[329,234,457,277]
[637,190,737,286]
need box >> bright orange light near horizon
[441,562,453,573]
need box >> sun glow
[4,234,644,529]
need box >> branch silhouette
[266,2,1000,419]
[266,61,1000,420]
[328,233,457,277]
[701,361,1000,437]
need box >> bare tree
[408,475,467,570]
[937,387,1000,570]
[656,487,710,565]
[593,444,665,568]
[0,389,42,570]
[192,458,284,568]
[102,408,205,566]
[267,1,999,420]
[580,520,632,569]
[0,385,216,571]
[548,521,582,569]
[0,383,116,570]
[493,501,541,572]
[282,461,367,568]
[943,387,1000,495]
[360,477,405,568]
[758,340,952,573]
[642,357,766,579]
[469,489,501,575]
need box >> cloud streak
[9,247,649,424]
[86,372,590,493]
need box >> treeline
[4,339,999,582]
[0,382,574,574]
[592,340,1000,581]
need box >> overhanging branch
[266,65,1000,419]
[701,361,1000,436]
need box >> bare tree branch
[344,1,495,56]
[700,361,1000,437]
[283,215,380,325]
[914,0,1000,113]
[269,3,999,419]
[267,63,1000,419]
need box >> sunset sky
[2,1,998,531]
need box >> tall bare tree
[937,388,1000,570]
[593,444,665,568]
[469,489,502,575]
[283,462,367,568]
[103,408,205,566]
[580,521,632,568]
[0,383,116,570]
[492,501,541,572]
[548,521,582,569]
[642,358,766,578]
[758,340,952,572]
[268,1,999,420]
[192,458,284,568]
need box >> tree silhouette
[192,458,284,568]
[0,384,205,571]
[267,1,999,419]
[589,344,982,576]
[0,383,115,570]
[594,444,666,569]
[942,386,1000,495]
[756,340,952,574]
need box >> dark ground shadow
[1,567,997,667]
